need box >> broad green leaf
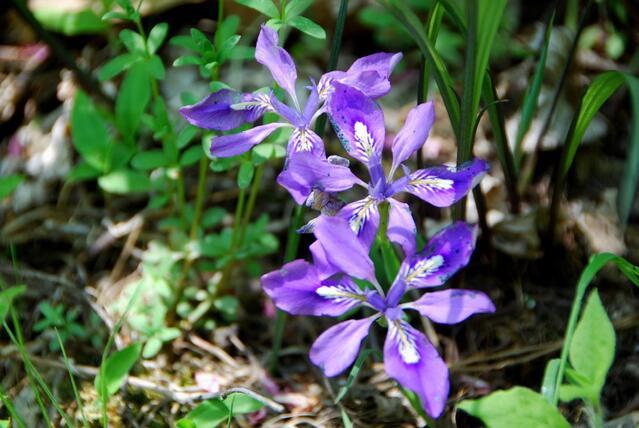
[170,34,198,51]
[618,74,639,228]
[116,62,151,139]
[202,207,227,228]
[0,419,9,428]
[180,146,204,166]
[284,0,314,19]
[237,160,254,189]
[147,55,166,80]
[181,399,229,427]
[568,289,615,396]
[214,296,239,322]
[119,29,146,55]
[235,0,279,19]
[173,55,202,67]
[142,337,162,358]
[67,161,101,183]
[223,392,264,414]
[132,150,168,170]
[98,53,138,81]
[71,91,111,172]
[0,175,24,199]
[34,8,107,35]
[95,342,141,398]
[288,16,326,39]
[217,35,242,62]
[561,71,625,179]
[98,169,152,194]
[515,11,555,166]
[102,11,131,21]
[0,285,26,327]
[458,387,570,428]
[148,23,169,54]
[558,384,590,403]
[216,15,240,48]
[177,125,199,149]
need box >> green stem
[377,201,400,287]
[216,185,247,295]
[190,157,208,240]
[239,164,265,245]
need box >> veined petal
[342,52,403,99]
[269,93,303,127]
[398,222,477,288]
[287,128,325,157]
[314,215,377,284]
[405,289,495,324]
[405,159,489,207]
[310,239,339,280]
[347,52,403,78]
[338,197,380,250]
[310,316,378,377]
[302,83,321,124]
[255,25,298,103]
[261,259,366,316]
[210,123,286,157]
[384,321,449,418]
[317,70,346,101]
[328,82,385,165]
[391,102,435,173]
[387,199,416,258]
[179,90,257,131]
[276,153,360,204]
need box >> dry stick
[8,0,114,107]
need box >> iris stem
[269,0,350,374]
[377,201,400,287]
[239,163,265,244]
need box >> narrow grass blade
[514,10,556,167]
[55,328,90,428]
[0,386,27,428]
[618,74,639,229]
[541,358,560,403]
[335,349,374,403]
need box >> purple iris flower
[179,25,402,158]
[277,83,489,257]
[261,218,495,418]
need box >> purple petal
[398,222,477,288]
[255,25,298,103]
[261,259,366,316]
[287,128,325,157]
[387,199,416,257]
[337,197,380,250]
[405,289,495,324]
[405,159,489,207]
[179,90,257,131]
[302,83,320,124]
[384,321,449,418]
[310,239,339,280]
[317,70,347,100]
[391,102,435,173]
[276,153,360,204]
[328,82,385,165]
[310,316,378,377]
[314,215,377,284]
[210,123,286,157]
[269,93,303,127]
[342,52,403,99]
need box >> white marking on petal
[409,175,454,191]
[316,284,365,303]
[390,320,420,364]
[405,255,444,284]
[353,121,375,160]
[292,128,314,152]
[231,93,274,113]
[318,77,333,100]
[348,197,377,235]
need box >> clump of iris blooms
[261,217,494,418]
[179,25,402,159]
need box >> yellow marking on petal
[405,255,444,284]
[349,197,377,234]
[393,320,420,364]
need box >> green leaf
[561,71,625,179]
[98,169,152,194]
[181,399,229,427]
[288,16,326,39]
[618,74,639,228]
[514,10,555,166]
[0,285,26,328]
[177,125,199,149]
[568,289,615,396]
[102,10,131,21]
[132,150,168,170]
[147,54,166,79]
[223,392,264,414]
[95,342,141,398]
[336,349,373,403]
[173,55,202,67]
[540,358,560,403]
[142,337,162,358]
[116,62,151,138]
[67,162,101,183]
[237,160,254,189]
[71,91,111,172]
[213,296,239,322]
[284,0,314,19]
[98,53,138,81]
[119,29,146,55]
[217,35,242,62]
[148,23,169,54]
[235,0,280,18]
[216,15,240,49]
[170,34,199,51]
[0,175,24,199]
[0,419,9,428]
[180,146,204,166]
[202,207,227,228]
[458,387,570,428]
[33,8,108,35]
